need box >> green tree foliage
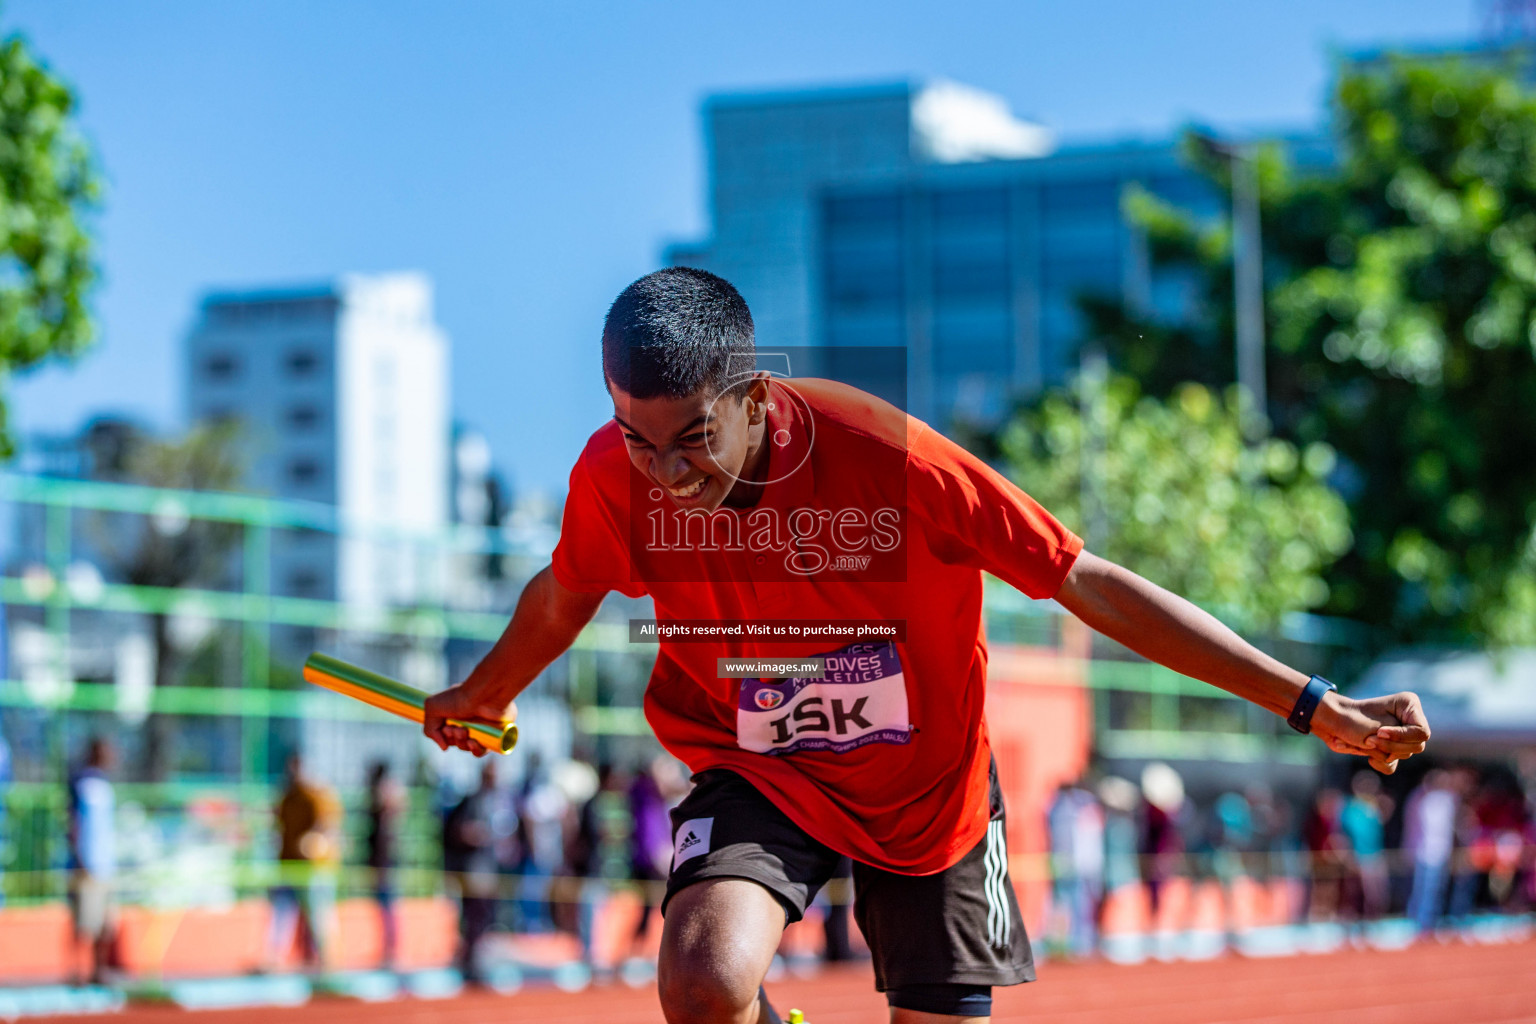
[1078,55,1536,646]
[1002,371,1351,634]
[0,31,100,456]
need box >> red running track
[48,939,1536,1024]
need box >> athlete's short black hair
[602,267,755,400]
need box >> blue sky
[6,0,1477,495]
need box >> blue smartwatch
[1287,675,1336,735]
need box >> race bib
[736,641,912,755]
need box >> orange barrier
[0,898,457,984]
[985,632,1096,931]
[0,887,869,985]
[1094,876,1311,938]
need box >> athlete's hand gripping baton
[302,652,519,755]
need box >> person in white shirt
[1404,769,1457,932]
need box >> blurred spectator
[366,761,405,970]
[1452,765,1529,916]
[1405,768,1458,933]
[1140,762,1186,916]
[67,737,119,984]
[492,787,524,934]
[1302,788,1347,922]
[1211,790,1254,933]
[1340,772,1393,920]
[1447,767,1482,920]
[443,761,502,985]
[1211,791,1254,874]
[1523,756,1536,910]
[628,756,678,956]
[513,753,568,932]
[1048,776,1104,957]
[0,730,11,909]
[1480,771,1531,912]
[266,753,340,973]
[567,764,633,971]
[1244,785,1295,883]
[1096,776,1141,909]
[545,759,598,938]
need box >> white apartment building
[184,272,450,610]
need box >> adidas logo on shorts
[674,816,714,866]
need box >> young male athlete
[424,268,1431,1024]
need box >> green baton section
[303,652,519,754]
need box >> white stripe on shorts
[983,821,998,948]
[984,819,1010,949]
[997,821,1011,947]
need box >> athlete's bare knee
[658,957,761,1024]
[658,879,783,1024]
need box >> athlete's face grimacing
[609,376,772,513]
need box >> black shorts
[662,761,1034,992]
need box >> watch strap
[1287,675,1336,735]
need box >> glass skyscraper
[667,79,1323,432]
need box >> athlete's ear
[743,373,772,426]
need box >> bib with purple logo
[736,640,912,755]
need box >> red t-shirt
[552,379,1081,874]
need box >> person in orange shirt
[265,753,340,973]
[425,269,1430,1024]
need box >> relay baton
[302,652,519,754]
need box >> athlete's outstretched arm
[1053,550,1429,774]
[423,565,606,756]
